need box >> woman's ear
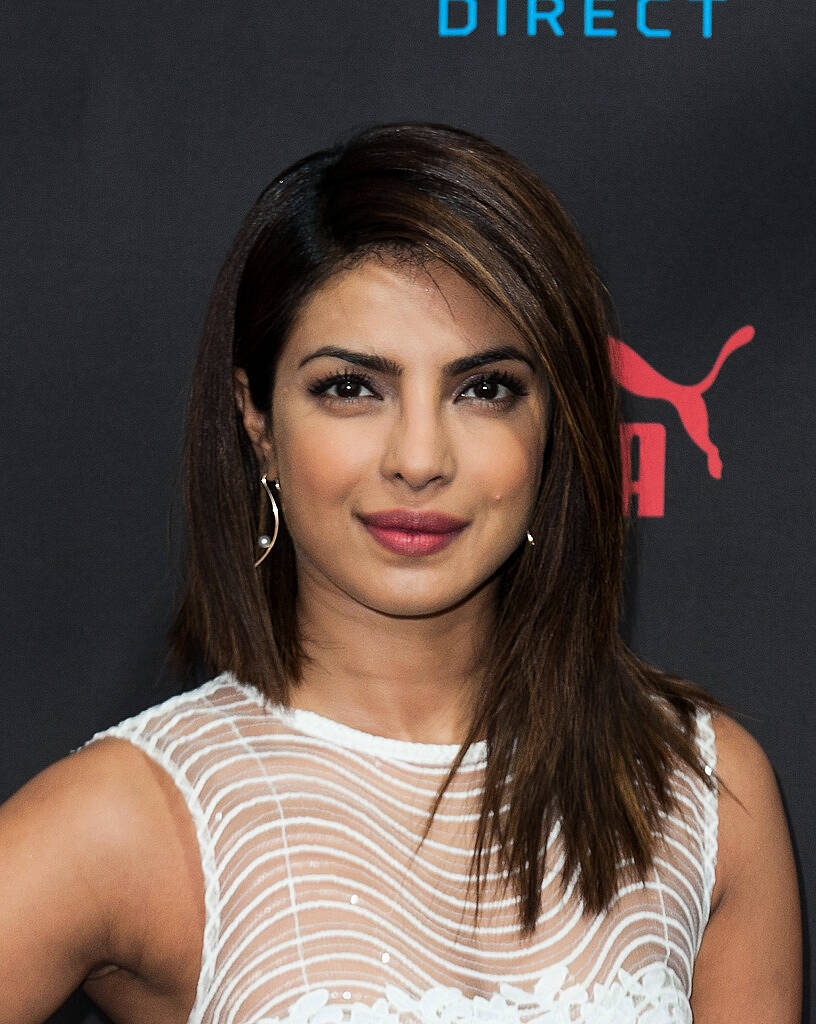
[233,368,277,473]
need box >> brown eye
[458,371,528,408]
[308,370,380,405]
[327,378,374,400]
[462,378,509,401]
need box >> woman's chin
[341,569,495,619]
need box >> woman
[0,122,801,1024]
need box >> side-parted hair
[168,121,726,936]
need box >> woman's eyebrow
[298,344,536,376]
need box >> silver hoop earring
[254,474,280,567]
[526,530,535,546]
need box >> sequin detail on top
[83,671,718,1024]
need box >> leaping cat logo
[609,326,754,479]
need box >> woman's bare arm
[0,737,203,1024]
[691,712,802,1023]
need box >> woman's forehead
[280,257,537,370]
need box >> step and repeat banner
[2,2,813,1021]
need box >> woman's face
[236,256,550,618]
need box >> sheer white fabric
[85,671,718,1024]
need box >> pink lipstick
[357,509,470,556]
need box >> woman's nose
[380,391,454,490]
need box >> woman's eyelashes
[307,367,529,410]
[461,370,529,407]
[306,368,378,405]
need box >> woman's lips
[361,522,467,555]
[357,509,470,556]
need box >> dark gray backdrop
[2,2,813,1021]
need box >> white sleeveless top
[85,671,718,1024]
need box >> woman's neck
[290,571,495,745]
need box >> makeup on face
[355,506,471,556]
[268,260,547,613]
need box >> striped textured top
[85,671,718,1024]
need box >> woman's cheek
[283,418,377,507]
[481,431,540,511]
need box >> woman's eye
[308,371,379,404]
[458,372,527,407]
[324,378,375,400]
[460,378,511,402]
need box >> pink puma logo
[609,326,754,479]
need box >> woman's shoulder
[0,729,205,1014]
[76,671,266,864]
[690,708,802,1020]
[708,707,781,836]
[667,702,783,913]
[706,709,788,909]
[644,698,780,920]
[708,707,775,786]
[75,735,206,997]
[3,730,194,897]
[45,733,204,918]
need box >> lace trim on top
[256,962,692,1023]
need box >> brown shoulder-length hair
[168,121,727,936]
